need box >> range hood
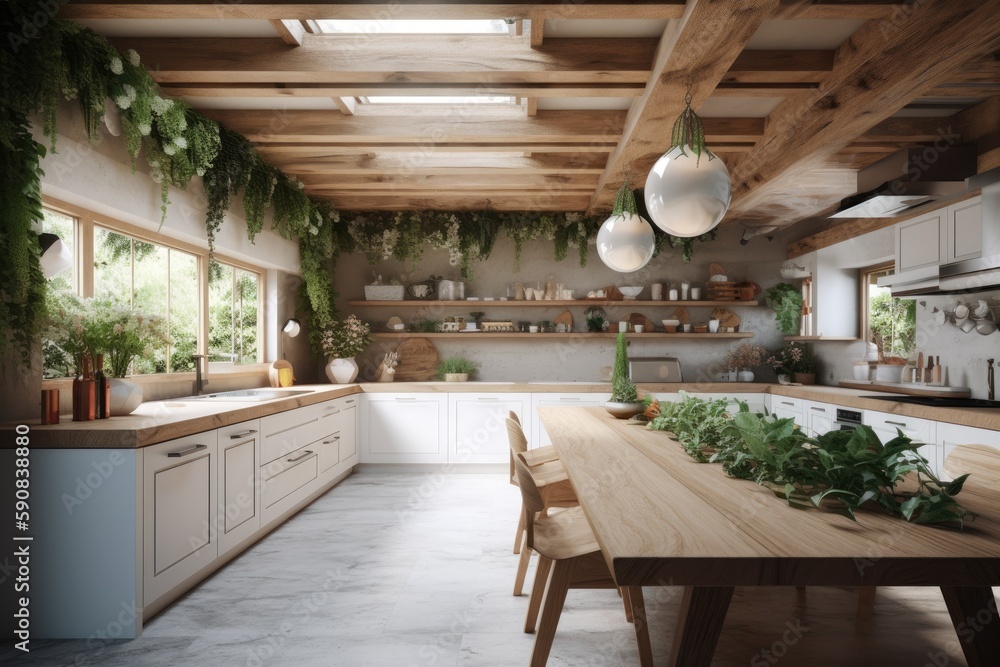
[830,146,978,219]
[939,176,1000,292]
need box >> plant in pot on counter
[766,283,803,336]
[438,357,479,382]
[605,333,644,419]
[321,314,374,384]
[767,342,815,384]
[727,342,768,382]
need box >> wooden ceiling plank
[331,96,357,115]
[326,193,593,211]
[956,96,1000,173]
[61,2,687,20]
[725,0,1000,224]
[529,17,544,47]
[161,82,646,98]
[587,0,779,214]
[263,153,608,174]
[723,49,834,84]
[256,143,618,154]
[269,19,306,46]
[110,35,656,85]
[200,109,626,144]
[525,97,538,116]
[299,173,599,190]
[776,1,912,20]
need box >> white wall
[334,225,798,383]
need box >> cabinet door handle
[810,407,827,412]
[323,405,340,411]
[781,401,796,406]
[345,399,355,404]
[322,437,341,445]
[477,397,499,401]
[229,430,258,440]
[287,450,314,463]
[885,420,908,427]
[559,398,581,401]
[395,397,417,401]
[168,444,207,458]
[320,408,340,418]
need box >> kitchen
[2,1,1000,665]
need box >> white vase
[737,370,755,383]
[109,378,143,415]
[326,357,359,384]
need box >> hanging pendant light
[644,92,731,238]
[597,178,655,273]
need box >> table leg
[668,586,734,667]
[940,586,1000,667]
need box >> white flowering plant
[319,315,374,359]
[89,299,171,378]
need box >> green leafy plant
[414,319,442,333]
[766,283,803,336]
[647,392,746,465]
[437,357,478,380]
[88,299,171,378]
[869,291,916,361]
[609,333,638,404]
[766,342,815,376]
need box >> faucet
[989,358,995,402]
[192,354,210,395]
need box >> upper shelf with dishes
[347,299,760,308]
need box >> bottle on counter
[74,355,96,421]
[95,353,111,419]
[72,355,83,422]
[933,356,943,385]
[925,355,935,386]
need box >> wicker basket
[706,281,739,301]
[364,285,406,301]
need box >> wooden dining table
[539,406,1000,667]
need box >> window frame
[42,197,268,379]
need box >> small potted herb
[437,357,479,382]
[605,333,644,419]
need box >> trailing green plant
[609,333,638,404]
[437,357,479,380]
[766,283,803,336]
[201,128,255,253]
[414,318,442,333]
[647,392,746,465]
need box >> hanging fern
[202,128,255,252]
[243,158,277,241]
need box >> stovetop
[864,395,1000,409]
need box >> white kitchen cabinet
[449,393,530,464]
[896,210,947,274]
[217,420,261,557]
[936,422,1000,479]
[531,393,611,447]
[143,432,218,604]
[260,445,319,526]
[339,397,359,467]
[945,197,982,264]
[361,393,449,463]
[804,401,837,437]
[864,410,939,475]
[771,396,805,427]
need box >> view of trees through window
[41,205,263,378]
[864,266,916,362]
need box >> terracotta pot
[794,372,816,385]
[605,401,644,419]
[326,357,359,384]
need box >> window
[41,201,266,378]
[315,19,508,34]
[861,263,916,362]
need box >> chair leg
[525,555,553,633]
[514,505,525,554]
[856,586,877,634]
[622,586,634,623]
[531,558,576,667]
[514,532,532,596]
[627,586,655,667]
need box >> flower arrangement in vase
[320,315,374,383]
[767,342,816,384]
[727,342,767,382]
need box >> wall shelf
[373,332,755,340]
[783,336,861,342]
[349,300,760,308]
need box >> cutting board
[711,308,741,328]
[669,307,691,324]
[554,310,574,331]
[628,312,656,331]
[394,338,439,381]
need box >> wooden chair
[514,454,654,667]
[854,445,1000,633]
[508,411,560,471]
[508,417,579,596]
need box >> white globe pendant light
[644,94,731,238]
[597,179,655,273]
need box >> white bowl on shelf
[619,286,644,300]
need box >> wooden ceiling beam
[269,19,306,45]
[256,143,618,154]
[587,0,778,214]
[262,152,608,174]
[724,0,1000,224]
[110,35,656,85]
[325,193,594,211]
[723,50,834,84]
[202,109,626,144]
[162,82,645,98]
[61,1,686,20]
[300,172,599,190]
[774,1,914,20]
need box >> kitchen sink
[864,395,1000,409]
[191,389,314,402]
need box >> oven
[833,408,864,430]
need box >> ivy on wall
[0,2,716,370]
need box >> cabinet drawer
[262,449,318,511]
[315,433,341,475]
[864,410,934,442]
[771,396,804,413]
[260,400,341,464]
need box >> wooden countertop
[6,381,998,450]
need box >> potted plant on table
[320,314,374,384]
[727,342,767,383]
[605,332,644,419]
[437,357,479,382]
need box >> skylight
[361,95,514,105]
[316,19,509,35]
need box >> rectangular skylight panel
[317,20,508,34]
[363,96,514,105]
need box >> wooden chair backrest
[942,444,1000,510]
[506,416,528,482]
[509,410,521,426]
[514,453,545,549]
